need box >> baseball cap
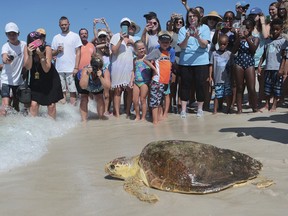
[250,7,262,15]
[235,1,250,9]
[98,30,108,37]
[36,28,46,35]
[158,31,172,41]
[143,11,157,20]
[120,17,131,26]
[5,22,19,33]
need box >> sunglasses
[98,35,107,39]
[131,25,136,29]
[208,17,218,21]
[176,20,183,24]
[150,22,158,25]
[30,31,41,38]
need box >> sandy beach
[0,107,288,216]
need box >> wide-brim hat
[131,20,141,34]
[201,11,222,24]
[36,28,46,35]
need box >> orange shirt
[78,42,95,70]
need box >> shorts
[164,83,171,95]
[59,72,77,93]
[214,83,232,99]
[1,83,19,98]
[264,70,283,97]
[74,74,103,95]
[149,80,166,108]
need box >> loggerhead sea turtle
[105,140,273,203]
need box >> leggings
[179,65,209,102]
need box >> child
[209,34,233,114]
[144,31,173,125]
[258,18,288,112]
[131,40,152,121]
[1,22,27,114]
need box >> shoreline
[0,108,287,215]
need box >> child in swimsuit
[232,18,260,113]
[131,40,152,121]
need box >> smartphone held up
[29,39,42,48]
[121,25,128,35]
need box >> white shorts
[59,73,77,93]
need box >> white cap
[120,17,131,25]
[5,22,19,33]
[98,30,108,37]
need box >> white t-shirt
[51,31,82,73]
[110,33,134,88]
[1,41,26,86]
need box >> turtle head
[105,156,139,180]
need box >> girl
[232,18,260,113]
[131,40,152,121]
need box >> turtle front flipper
[124,176,159,203]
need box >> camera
[8,55,14,61]
[39,44,46,52]
[91,57,104,72]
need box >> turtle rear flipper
[124,177,159,203]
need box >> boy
[1,22,27,114]
[144,31,173,125]
[209,34,233,114]
[258,18,288,112]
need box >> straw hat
[131,20,141,34]
[201,11,222,24]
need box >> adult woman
[75,55,110,121]
[232,18,260,113]
[25,31,63,119]
[141,15,162,54]
[110,17,135,117]
[177,8,210,118]
[248,7,269,106]
[168,13,184,113]
[201,11,222,55]
[268,2,279,22]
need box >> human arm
[73,46,81,75]
[259,15,269,39]
[180,0,190,11]
[111,33,124,55]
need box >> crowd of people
[1,0,288,125]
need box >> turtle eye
[110,165,115,170]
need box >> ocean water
[0,103,82,173]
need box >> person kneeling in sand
[75,55,110,121]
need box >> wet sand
[0,108,288,216]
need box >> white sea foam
[0,103,81,172]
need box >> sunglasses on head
[30,31,41,38]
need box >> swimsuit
[235,40,255,70]
[134,60,152,87]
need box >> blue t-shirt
[177,24,210,66]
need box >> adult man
[1,22,27,113]
[77,28,96,121]
[51,16,82,105]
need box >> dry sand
[0,108,288,216]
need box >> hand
[180,0,187,5]
[145,23,153,32]
[96,69,102,77]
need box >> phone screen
[121,25,128,35]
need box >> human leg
[139,84,149,121]
[47,103,56,119]
[79,94,89,122]
[125,87,133,117]
[234,65,245,113]
[113,87,122,117]
[179,66,193,116]
[29,101,40,117]
[244,67,258,112]
[133,84,141,120]
[95,93,105,118]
